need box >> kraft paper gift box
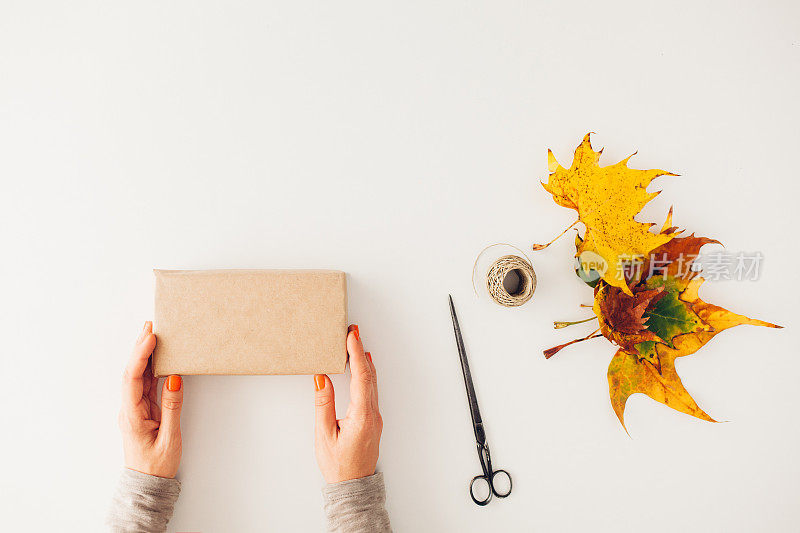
[152,269,348,377]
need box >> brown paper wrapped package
[153,269,347,377]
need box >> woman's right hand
[119,321,184,479]
[314,325,383,484]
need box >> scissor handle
[469,470,512,505]
[470,443,513,505]
[490,469,512,498]
[469,474,493,506]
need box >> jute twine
[486,255,537,306]
[472,244,537,307]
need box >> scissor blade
[448,295,485,443]
[448,295,467,359]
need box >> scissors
[448,295,513,506]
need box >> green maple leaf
[633,276,710,367]
[574,233,601,288]
[640,278,707,349]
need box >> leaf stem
[543,329,602,359]
[532,219,581,251]
[554,316,598,329]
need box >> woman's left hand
[314,325,383,483]
[118,321,184,478]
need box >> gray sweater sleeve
[106,469,181,532]
[106,468,389,532]
[322,472,392,533]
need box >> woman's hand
[314,325,383,484]
[118,321,184,478]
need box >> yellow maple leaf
[542,133,676,295]
[607,277,781,429]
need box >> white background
[1,2,798,532]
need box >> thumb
[314,375,337,440]
[158,375,183,443]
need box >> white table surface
[2,2,798,531]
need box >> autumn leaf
[638,209,720,291]
[608,277,781,429]
[539,136,781,431]
[639,278,709,349]
[606,224,779,427]
[542,133,676,295]
[592,283,666,354]
[574,232,601,288]
[608,347,714,430]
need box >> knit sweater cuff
[106,469,181,532]
[322,472,392,532]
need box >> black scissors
[448,295,512,506]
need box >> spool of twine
[472,243,537,307]
[485,255,537,307]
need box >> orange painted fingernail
[167,375,182,391]
[366,351,372,363]
[314,375,326,391]
[348,324,360,342]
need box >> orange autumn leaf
[608,277,781,429]
[538,135,782,431]
[638,207,720,290]
[607,349,714,428]
[604,221,779,427]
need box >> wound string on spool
[471,243,537,307]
